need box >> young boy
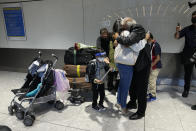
[86,52,110,111]
[148,33,162,102]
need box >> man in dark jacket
[127,33,152,120]
[175,11,196,110]
[96,28,111,57]
[175,11,196,99]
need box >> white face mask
[97,57,105,62]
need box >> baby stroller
[11,51,43,94]
[8,54,65,126]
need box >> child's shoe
[147,96,157,102]
[92,105,101,111]
[98,104,106,111]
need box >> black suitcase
[64,47,99,65]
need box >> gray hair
[120,17,137,27]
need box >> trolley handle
[51,54,58,67]
[38,51,42,59]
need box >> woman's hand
[113,40,118,47]
[104,57,110,64]
[113,32,119,40]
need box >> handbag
[114,44,138,66]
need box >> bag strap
[74,49,76,65]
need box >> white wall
[84,0,196,53]
[0,0,196,53]
[0,0,84,49]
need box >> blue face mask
[97,57,105,62]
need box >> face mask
[191,17,196,24]
[97,57,105,62]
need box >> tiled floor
[0,71,196,131]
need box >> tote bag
[114,44,138,66]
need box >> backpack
[85,60,96,83]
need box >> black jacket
[117,24,146,46]
[134,43,151,72]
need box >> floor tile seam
[145,126,184,131]
[172,100,185,131]
[36,119,91,131]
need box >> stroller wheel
[23,115,35,126]
[69,97,75,103]
[8,106,14,115]
[55,101,64,110]
[15,110,24,120]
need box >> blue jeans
[117,63,133,108]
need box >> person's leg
[129,66,150,120]
[137,66,150,115]
[117,65,123,105]
[148,69,160,98]
[107,72,114,91]
[92,84,99,108]
[127,70,137,109]
[118,64,133,109]
[99,84,105,106]
[113,71,119,92]
[183,63,194,97]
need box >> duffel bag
[67,77,92,89]
[63,64,86,77]
[64,47,94,65]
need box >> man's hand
[176,25,181,32]
[175,26,181,39]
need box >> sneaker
[92,106,100,111]
[115,103,121,110]
[147,96,156,102]
[121,108,128,115]
[98,104,106,110]
[147,93,152,98]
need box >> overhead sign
[3,4,26,40]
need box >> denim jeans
[117,63,133,108]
